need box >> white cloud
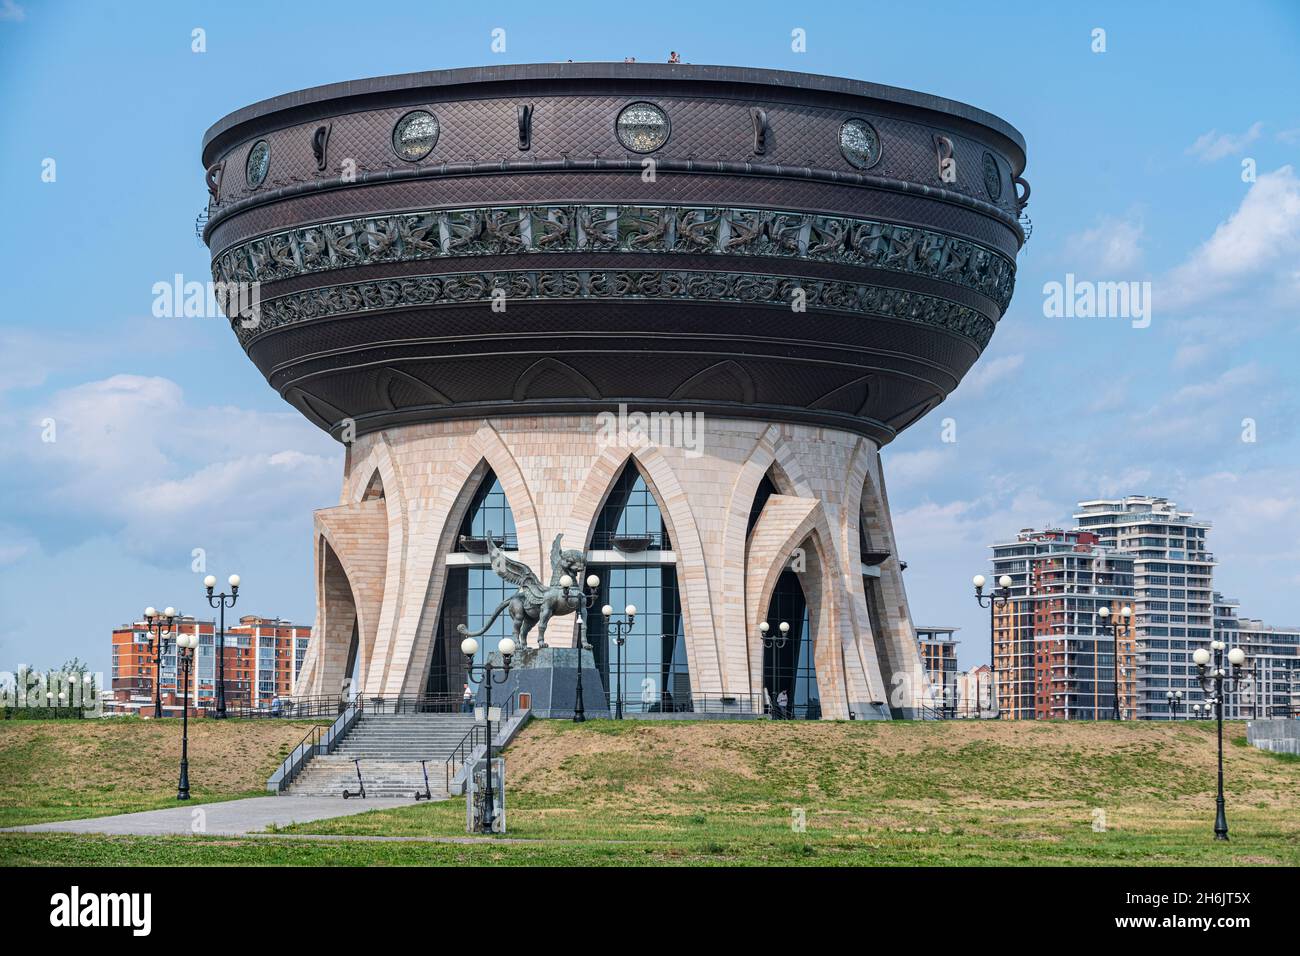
[0,1,24,22]
[1186,122,1263,162]
[1278,128,1300,146]
[961,353,1024,395]
[882,448,949,485]
[1161,165,1300,310]
[1171,342,1214,370]
[1,374,341,562]
[1063,215,1145,272]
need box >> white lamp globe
[1175,691,1183,699]
[972,575,986,589]
[1227,647,1246,666]
[586,574,600,589]
[164,607,177,619]
[1193,648,1211,666]
[203,575,217,589]
[1120,606,1133,619]
[625,604,637,617]
[460,637,479,657]
[559,574,573,589]
[228,574,241,588]
[145,607,157,619]
[998,575,1012,589]
[779,621,790,634]
[1098,606,1110,618]
[759,622,770,633]
[602,604,613,617]
[498,638,516,657]
[1211,640,1225,651]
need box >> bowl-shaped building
[201,63,1028,718]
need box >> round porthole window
[392,110,440,162]
[839,118,882,170]
[245,140,271,188]
[616,102,670,153]
[982,152,1003,200]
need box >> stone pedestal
[478,645,610,719]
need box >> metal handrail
[443,687,520,790]
[268,696,364,792]
[602,691,764,715]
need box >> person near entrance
[461,682,474,713]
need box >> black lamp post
[758,620,790,718]
[460,634,514,834]
[601,603,637,720]
[203,573,241,718]
[1165,689,1184,719]
[1194,639,1245,841]
[972,574,1012,718]
[143,606,177,718]
[560,572,601,722]
[175,629,199,800]
[1097,604,1133,720]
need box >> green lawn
[2,718,1296,866]
[0,716,328,827]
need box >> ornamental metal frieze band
[235,267,996,348]
[213,204,1016,311]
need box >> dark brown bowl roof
[201,62,1026,170]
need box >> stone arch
[563,445,721,700]
[390,423,544,697]
[305,532,369,698]
[744,502,848,718]
[856,451,926,714]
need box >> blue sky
[1,0,1298,675]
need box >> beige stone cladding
[295,415,928,718]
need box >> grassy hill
[0,717,327,827]
[2,718,1297,865]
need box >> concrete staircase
[287,713,479,799]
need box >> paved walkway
[4,796,420,837]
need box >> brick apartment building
[917,626,960,712]
[109,614,311,716]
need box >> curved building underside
[201,63,1028,717]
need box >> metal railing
[365,693,462,715]
[455,533,518,554]
[589,530,671,552]
[604,691,764,716]
[268,696,363,793]
[444,688,521,791]
[206,694,352,720]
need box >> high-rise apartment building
[989,528,1135,720]
[1073,497,1215,720]
[1213,593,1300,719]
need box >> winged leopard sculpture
[456,533,587,648]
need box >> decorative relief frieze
[234,267,997,349]
[213,204,1016,310]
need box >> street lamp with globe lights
[143,606,177,718]
[559,573,601,722]
[174,630,200,799]
[602,603,637,719]
[1194,640,1246,841]
[204,573,241,717]
[1166,689,1184,719]
[461,635,514,833]
[757,621,791,718]
[1097,604,1133,719]
[972,574,1013,717]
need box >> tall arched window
[427,468,520,702]
[763,569,819,719]
[591,464,672,551]
[585,462,689,711]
